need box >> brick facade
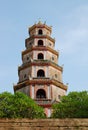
[14,21,68,117]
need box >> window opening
[27,57,29,60]
[38,53,44,59]
[38,29,43,35]
[37,69,45,77]
[24,74,27,78]
[58,95,61,99]
[36,89,46,98]
[55,74,57,78]
[38,40,43,46]
[52,57,54,60]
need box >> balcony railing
[33,77,50,79]
[35,99,54,105]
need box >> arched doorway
[36,89,46,98]
[38,29,43,35]
[37,69,45,77]
[38,53,44,59]
[38,40,43,46]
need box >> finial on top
[66,83,69,86]
[38,18,42,24]
[44,21,46,24]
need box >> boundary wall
[0,118,88,130]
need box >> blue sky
[0,0,88,93]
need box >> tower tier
[13,21,68,117]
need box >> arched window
[24,74,27,78]
[38,53,44,59]
[36,89,46,98]
[37,69,45,77]
[38,40,43,46]
[38,29,43,35]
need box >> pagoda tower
[14,21,68,117]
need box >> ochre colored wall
[0,118,88,130]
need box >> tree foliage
[51,91,88,118]
[0,92,45,118]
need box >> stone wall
[0,118,88,130]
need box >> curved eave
[14,80,29,91]
[18,61,63,72]
[29,24,52,33]
[25,35,55,44]
[22,46,58,57]
[52,79,68,91]
[14,79,67,92]
[28,79,67,91]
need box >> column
[48,85,50,99]
[31,85,34,99]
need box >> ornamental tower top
[14,21,68,117]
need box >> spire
[38,18,42,24]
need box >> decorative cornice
[29,23,52,33]
[14,79,67,92]
[18,60,63,72]
[22,46,58,56]
[25,35,55,44]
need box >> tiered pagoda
[14,21,68,117]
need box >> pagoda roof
[29,21,52,33]
[14,78,68,91]
[22,46,58,56]
[18,60,63,72]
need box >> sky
[0,0,88,94]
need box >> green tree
[0,92,45,118]
[51,91,88,118]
